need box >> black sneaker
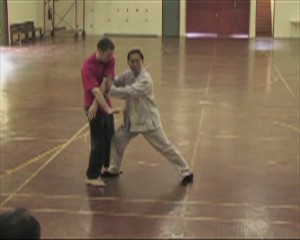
[181,173,194,186]
[101,171,122,178]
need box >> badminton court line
[0,123,89,207]
[0,131,88,179]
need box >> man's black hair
[127,48,144,62]
[97,37,115,52]
[0,208,41,239]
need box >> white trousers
[108,125,191,177]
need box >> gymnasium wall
[85,0,162,36]
[43,0,81,33]
[5,0,300,40]
[274,0,300,38]
[7,0,41,26]
[39,0,162,37]
[7,0,43,44]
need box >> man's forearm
[110,85,130,99]
[101,77,113,94]
[91,77,113,109]
[92,98,98,106]
[92,88,111,113]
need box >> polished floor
[0,36,299,238]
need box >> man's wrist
[106,108,113,114]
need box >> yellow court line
[0,123,89,208]
[83,130,90,147]
[271,121,300,133]
[0,144,63,179]
[0,132,88,179]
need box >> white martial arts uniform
[108,69,191,177]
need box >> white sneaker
[101,167,108,175]
[85,177,106,187]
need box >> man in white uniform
[103,48,194,186]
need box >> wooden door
[218,0,236,36]
[186,0,218,34]
[186,0,250,37]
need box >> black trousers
[85,110,115,179]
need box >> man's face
[99,49,114,63]
[128,53,143,75]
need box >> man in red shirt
[81,37,119,187]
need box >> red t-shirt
[81,53,115,113]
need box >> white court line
[144,63,152,71]
[181,52,214,219]
[204,45,215,97]
[0,123,89,208]
[1,206,297,226]
[273,65,295,98]
[181,101,206,219]
[205,64,214,97]
[180,44,215,236]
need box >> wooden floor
[0,36,299,238]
